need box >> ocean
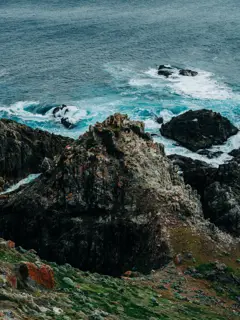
[0,0,240,165]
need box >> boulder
[53,104,75,129]
[0,118,73,184]
[155,116,164,125]
[179,69,198,76]
[0,114,202,276]
[158,70,173,77]
[169,154,240,236]
[161,109,238,151]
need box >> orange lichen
[24,262,55,289]
[7,240,15,249]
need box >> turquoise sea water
[0,0,240,164]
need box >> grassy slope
[0,229,239,320]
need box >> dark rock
[229,148,240,159]
[158,70,173,77]
[197,150,223,159]
[161,109,238,152]
[155,116,164,125]
[61,117,74,129]
[0,114,201,276]
[0,118,74,183]
[40,157,54,175]
[53,104,76,129]
[158,65,173,70]
[168,154,217,199]
[52,104,67,117]
[179,69,198,76]
[168,154,240,236]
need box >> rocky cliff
[0,118,73,191]
[0,114,202,275]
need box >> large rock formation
[161,109,238,151]
[0,118,73,190]
[0,114,202,276]
[169,154,240,236]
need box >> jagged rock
[169,154,240,236]
[168,154,217,199]
[155,116,164,125]
[0,118,73,183]
[0,114,202,276]
[53,104,75,129]
[40,157,54,175]
[161,109,238,151]
[179,69,198,76]
[197,149,223,159]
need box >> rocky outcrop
[0,118,73,190]
[53,104,75,129]
[158,69,173,77]
[161,109,238,151]
[169,154,240,236]
[179,69,198,76]
[0,114,202,276]
[157,65,198,77]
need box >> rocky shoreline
[0,111,239,319]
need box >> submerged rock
[179,69,198,76]
[0,114,201,276]
[0,118,73,184]
[161,109,238,151]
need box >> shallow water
[0,0,240,164]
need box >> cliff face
[0,114,202,275]
[0,118,73,190]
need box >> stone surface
[179,69,198,76]
[0,114,201,276]
[53,104,76,129]
[161,109,238,151]
[0,118,73,183]
[169,154,240,236]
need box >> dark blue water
[0,0,240,164]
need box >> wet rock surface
[0,118,73,189]
[179,69,198,76]
[0,114,202,276]
[161,109,238,151]
[53,104,76,129]
[157,65,198,77]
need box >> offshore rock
[161,109,238,151]
[169,154,240,236]
[0,114,202,276]
[0,118,73,184]
[179,69,198,76]
[53,104,75,129]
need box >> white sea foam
[47,105,87,125]
[0,101,49,122]
[145,67,238,100]
[0,69,8,78]
[0,174,41,195]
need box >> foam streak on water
[0,63,240,165]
